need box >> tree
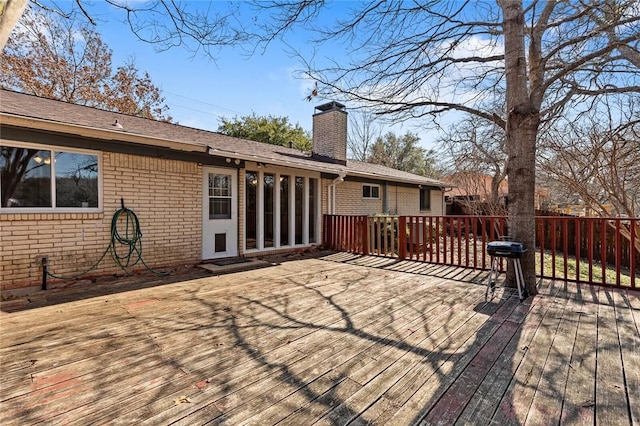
[538,98,640,219]
[243,0,640,295]
[0,0,245,56]
[0,0,27,50]
[347,109,382,161]
[438,113,508,215]
[218,114,312,151]
[1,6,172,121]
[368,132,438,178]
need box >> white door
[202,167,238,259]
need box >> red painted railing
[323,215,639,289]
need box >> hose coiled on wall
[45,199,168,280]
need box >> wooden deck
[1,252,638,425]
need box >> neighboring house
[0,91,448,297]
[443,171,549,214]
[443,172,509,215]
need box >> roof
[0,89,448,188]
[443,172,508,199]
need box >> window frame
[208,173,232,220]
[420,187,431,211]
[0,141,103,213]
[362,184,380,200]
[243,164,320,253]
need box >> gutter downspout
[329,174,346,214]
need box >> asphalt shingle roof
[0,90,447,187]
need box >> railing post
[631,219,637,289]
[399,216,407,260]
[361,216,369,255]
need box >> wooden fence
[323,214,639,289]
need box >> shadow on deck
[0,252,638,425]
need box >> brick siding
[1,152,202,297]
[326,180,445,216]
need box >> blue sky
[93,3,317,132]
[35,1,452,150]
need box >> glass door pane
[280,175,289,246]
[295,176,303,244]
[309,178,317,243]
[264,173,274,248]
[245,171,257,249]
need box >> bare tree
[245,0,640,294]
[543,95,640,219]
[0,0,246,56]
[347,109,382,161]
[1,1,639,293]
[1,6,171,121]
[439,113,508,215]
[538,96,640,252]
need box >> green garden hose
[45,200,168,280]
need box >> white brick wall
[321,179,445,216]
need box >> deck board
[1,252,637,425]
[492,281,573,425]
[560,283,598,425]
[596,288,631,426]
[612,289,640,425]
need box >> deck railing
[323,214,639,289]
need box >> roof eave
[346,170,449,188]
[207,146,349,175]
[1,113,209,153]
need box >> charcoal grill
[486,240,527,301]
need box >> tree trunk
[499,0,539,296]
[0,0,28,50]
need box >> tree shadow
[167,259,531,424]
[1,254,634,425]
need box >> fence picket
[322,214,638,289]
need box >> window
[264,173,274,247]
[309,178,317,243]
[362,184,380,199]
[244,169,319,251]
[420,187,431,211]
[295,176,304,244]
[280,175,289,246]
[245,171,258,249]
[1,144,100,210]
[208,173,232,219]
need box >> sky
[91,3,315,129]
[55,1,448,151]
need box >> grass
[536,251,634,287]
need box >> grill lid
[487,241,526,258]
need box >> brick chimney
[312,101,347,165]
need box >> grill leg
[513,258,525,301]
[486,256,498,301]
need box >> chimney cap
[315,101,346,113]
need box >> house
[443,172,509,215]
[443,171,549,215]
[0,90,448,297]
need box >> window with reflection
[295,176,304,244]
[245,171,258,249]
[280,175,289,246]
[1,145,99,209]
[264,173,274,247]
[208,174,231,219]
[309,178,317,243]
[244,170,318,251]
